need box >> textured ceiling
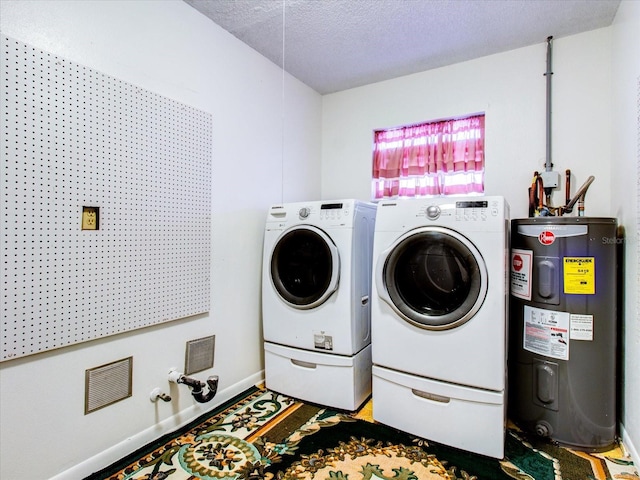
[184,0,621,94]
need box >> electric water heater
[508,217,620,451]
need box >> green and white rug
[85,386,639,480]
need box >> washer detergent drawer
[372,365,505,459]
[264,342,371,411]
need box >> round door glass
[383,228,486,329]
[271,228,336,308]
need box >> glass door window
[271,226,339,309]
[381,227,486,329]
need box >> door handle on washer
[361,295,369,305]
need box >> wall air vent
[185,336,215,375]
[85,357,133,414]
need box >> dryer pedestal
[264,342,372,411]
[372,365,505,458]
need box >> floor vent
[185,335,215,375]
[85,357,133,414]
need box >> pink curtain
[372,114,485,199]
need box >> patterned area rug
[86,386,639,480]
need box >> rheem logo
[538,230,555,245]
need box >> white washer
[371,196,509,458]
[262,199,376,410]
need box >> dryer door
[270,225,340,309]
[376,226,487,330]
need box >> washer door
[376,226,487,330]
[270,225,340,309]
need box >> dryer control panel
[454,200,490,221]
[416,198,505,223]
[453,198,505,222]
[376,196,508,233]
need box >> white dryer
[262,199,376,410]
[371,196,509,458]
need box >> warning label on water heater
[510,248,533,300]
[523,305,570,360]
[563,257,595,294]
[570,314,594,341]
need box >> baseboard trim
[621,422,640,467]
[50,371,264,480]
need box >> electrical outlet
[82,206,99,230]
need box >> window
[372,114,485,199]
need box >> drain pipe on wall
[168,368,219,403]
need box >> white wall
[611,0,640,464]
[322,18,639,464]
[0,1,321,479]
[321,29,612,218]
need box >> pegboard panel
[1,36,212,361]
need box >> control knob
[299,207,310,219]
[426,205,441,220]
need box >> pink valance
[372,114,485,199]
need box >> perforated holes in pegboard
[1,36,212,361]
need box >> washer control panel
[318,202,348,221]
[267,200,367,230]
[291,202,351,222]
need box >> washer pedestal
[264,342,371,411]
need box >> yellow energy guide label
[563,257,595,294]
